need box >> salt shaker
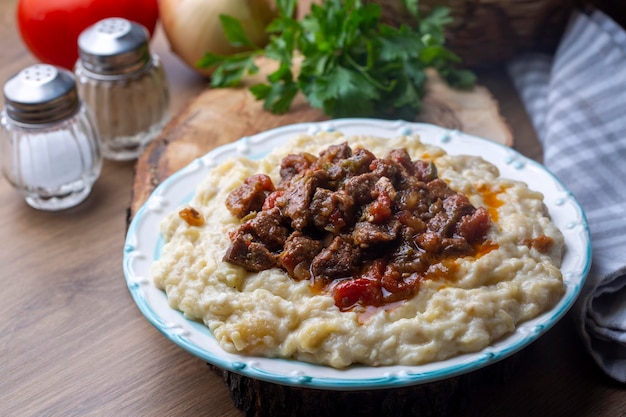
[74,17,169,161]
[0,64,102,211]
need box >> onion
[159,0,279,77]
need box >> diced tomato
[333,278,383,311]
[328,207,347,231]
[245,173,275,191]
[381,269,420,301]
[262,190,284,210]
[367,192,392,223]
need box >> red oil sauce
[522,235,554,253]
[476,240,499,258]
[423,258,459,281]
[178,206,204,226]
[476,183,505,222]
[357,300,405,324]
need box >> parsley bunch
[198,0,475,119]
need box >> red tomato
[17,0,159,70]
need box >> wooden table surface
[1,1,624,416]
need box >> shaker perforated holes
[95,18,132,37]
[19,64,56,86]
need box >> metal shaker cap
[78,18,150,75]
[3,64,79,124]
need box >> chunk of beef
[280,152,318,182]
[422,198,443,222]
[323,148,377,184]
[427,194,474,236]
[316,142,352,167]
[345,148,376,176]
[238,208,289,251]
[416,231,472,255]
[426,178,455,201]
[223,208,287,271]
[223,233,277,272]
[276,169,329,230]
[369,158,400,184]
[444,193,475,216]
[353,220,400,247]
[344,172,379,205]
[388,236,428,275]
[457,207,491,243]
[394,178,428,211]
[413,160,438,182]
[278,233,323,280]
[225,174,275,218]
[374,176,396,199]
[386,148,414,174]
[315,143,352,184]
[309,189,355,232]
[311,236,361,281]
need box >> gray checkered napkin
[508,8,626,383]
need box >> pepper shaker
[0,64,102,211]
[75,17,169,161]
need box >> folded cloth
[508,9,626,383]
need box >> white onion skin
[159,0,279,77]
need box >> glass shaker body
[75,18,169,161]
[75,56,168,161]
[1,66,102,211]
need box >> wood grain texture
[1,1,625,416]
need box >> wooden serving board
[129,64,512,218]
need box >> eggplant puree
[152,132,565,368]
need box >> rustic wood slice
[209,350,527,417]
[128,59,516,416]
[210,363,467,417]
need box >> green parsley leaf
[251,78,299,114]
[210,55,258,88]
[275,0,296,18]
[219,15,257,49]
[199,0,474,119]
[403,0,419,17]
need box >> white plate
[124,118,591,390]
